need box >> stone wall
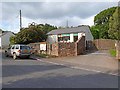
[47,36,86,57]
[76,36,85,55]
[93,39,116,50]
[47,43,58,56]
[58,42,76,57]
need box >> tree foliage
[90,26,99,39]
[11,23,57,44]
[91,7,116,39]
[10,36,16,45]
[109,7,120,40]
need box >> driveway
[37,50,118,76]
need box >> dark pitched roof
[0,29,2,31]
[47,26,90,35]
[0,31,15,37]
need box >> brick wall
[116,41,120,60]
[58,42,76,57]
[76,36,85,55]
[93,39,116,50]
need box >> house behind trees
[0,30,15,49]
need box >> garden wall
[76,36,85,55]
[47,43,58,56]
[58,42,76,57]
[47,36,86,57]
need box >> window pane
[20,46,30,49]
[11,46,15,49]
[16,46,19,49]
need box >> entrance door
[74,36,78,42]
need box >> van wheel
[13,53,17,60]
[26,55,30,59]
[5,52,8,57]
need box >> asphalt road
[1,51,118,88]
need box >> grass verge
[109,49,116,57]
[36,53,57,58]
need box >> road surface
[1,51,118,88]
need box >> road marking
[36,59,118,76]
[36,59,62,65]
[70,66,118,76]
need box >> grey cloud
[2,2,117,21]
[2,2,20,20]
[23,2,117,19]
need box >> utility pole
[66,20,68,28]
[20,10,22,30]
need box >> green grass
[36,53,57,58]
[109,49,116,57]
[37,54,48,58]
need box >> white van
[5,44,32,59]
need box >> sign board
[73,33,78,36]
[62,34,70,36]
[40,44,46,51]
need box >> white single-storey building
[0,31,15,49]
[47,25,93,49]
[46,25,94,56]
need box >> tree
[11,23,57,44]
[93,7,116,39]
[90,26,99,39]
[10,36,16,45]
[15,27,44,44]
[109,7,120,40]
[41,23,57,40]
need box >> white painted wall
[70,33,74,42]
[47,35,58,44]
[0,38,1,47]
[1,32,15,48]
[78,33,82,39]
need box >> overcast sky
[0,2,118,33]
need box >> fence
[116,41,120,60]
[93,39,116,50]
[93,39,120,60]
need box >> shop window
[63,36,70,42]
[58,37,63,42]
[58,36,70,42]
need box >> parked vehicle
[5,44,32,59]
